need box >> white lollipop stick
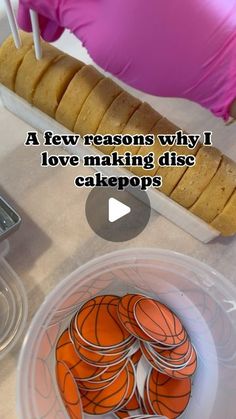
[3,0,22,48]
[29,9,42,60]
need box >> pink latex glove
[18,0,236,120]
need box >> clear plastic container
[0,240,28,359]
[17,249,236,419]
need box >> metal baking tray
[0,196,21,241]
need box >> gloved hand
[18,0,236,120]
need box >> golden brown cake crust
[74,78,122,136]
[191,156,236,223]
[211,190,236,236]
[0,32,33,90]
[114,102,162,156]
[96,91,141,154]
[33,54,83,117]
[131,118,179,177]
[156,143,201,196]
[15,42,62,103]
[171,146,222,208]
[56,65,103,131]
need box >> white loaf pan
[0,84,220,243]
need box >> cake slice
[15,42,62,103]
[0,32,33,90]
[171,147,222,208]
[33,54,83,117]
[191,156,236,222]
[211,190,236,236]
[131,118,179,177]
[114,103,162,157]
[96,91,141,154]
[56,65,103,131]
[74,78,122,136]
[156,142,201,196]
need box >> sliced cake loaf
[1,32,236,236]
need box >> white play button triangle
[108,198,131,223]
[86,187,151,241]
